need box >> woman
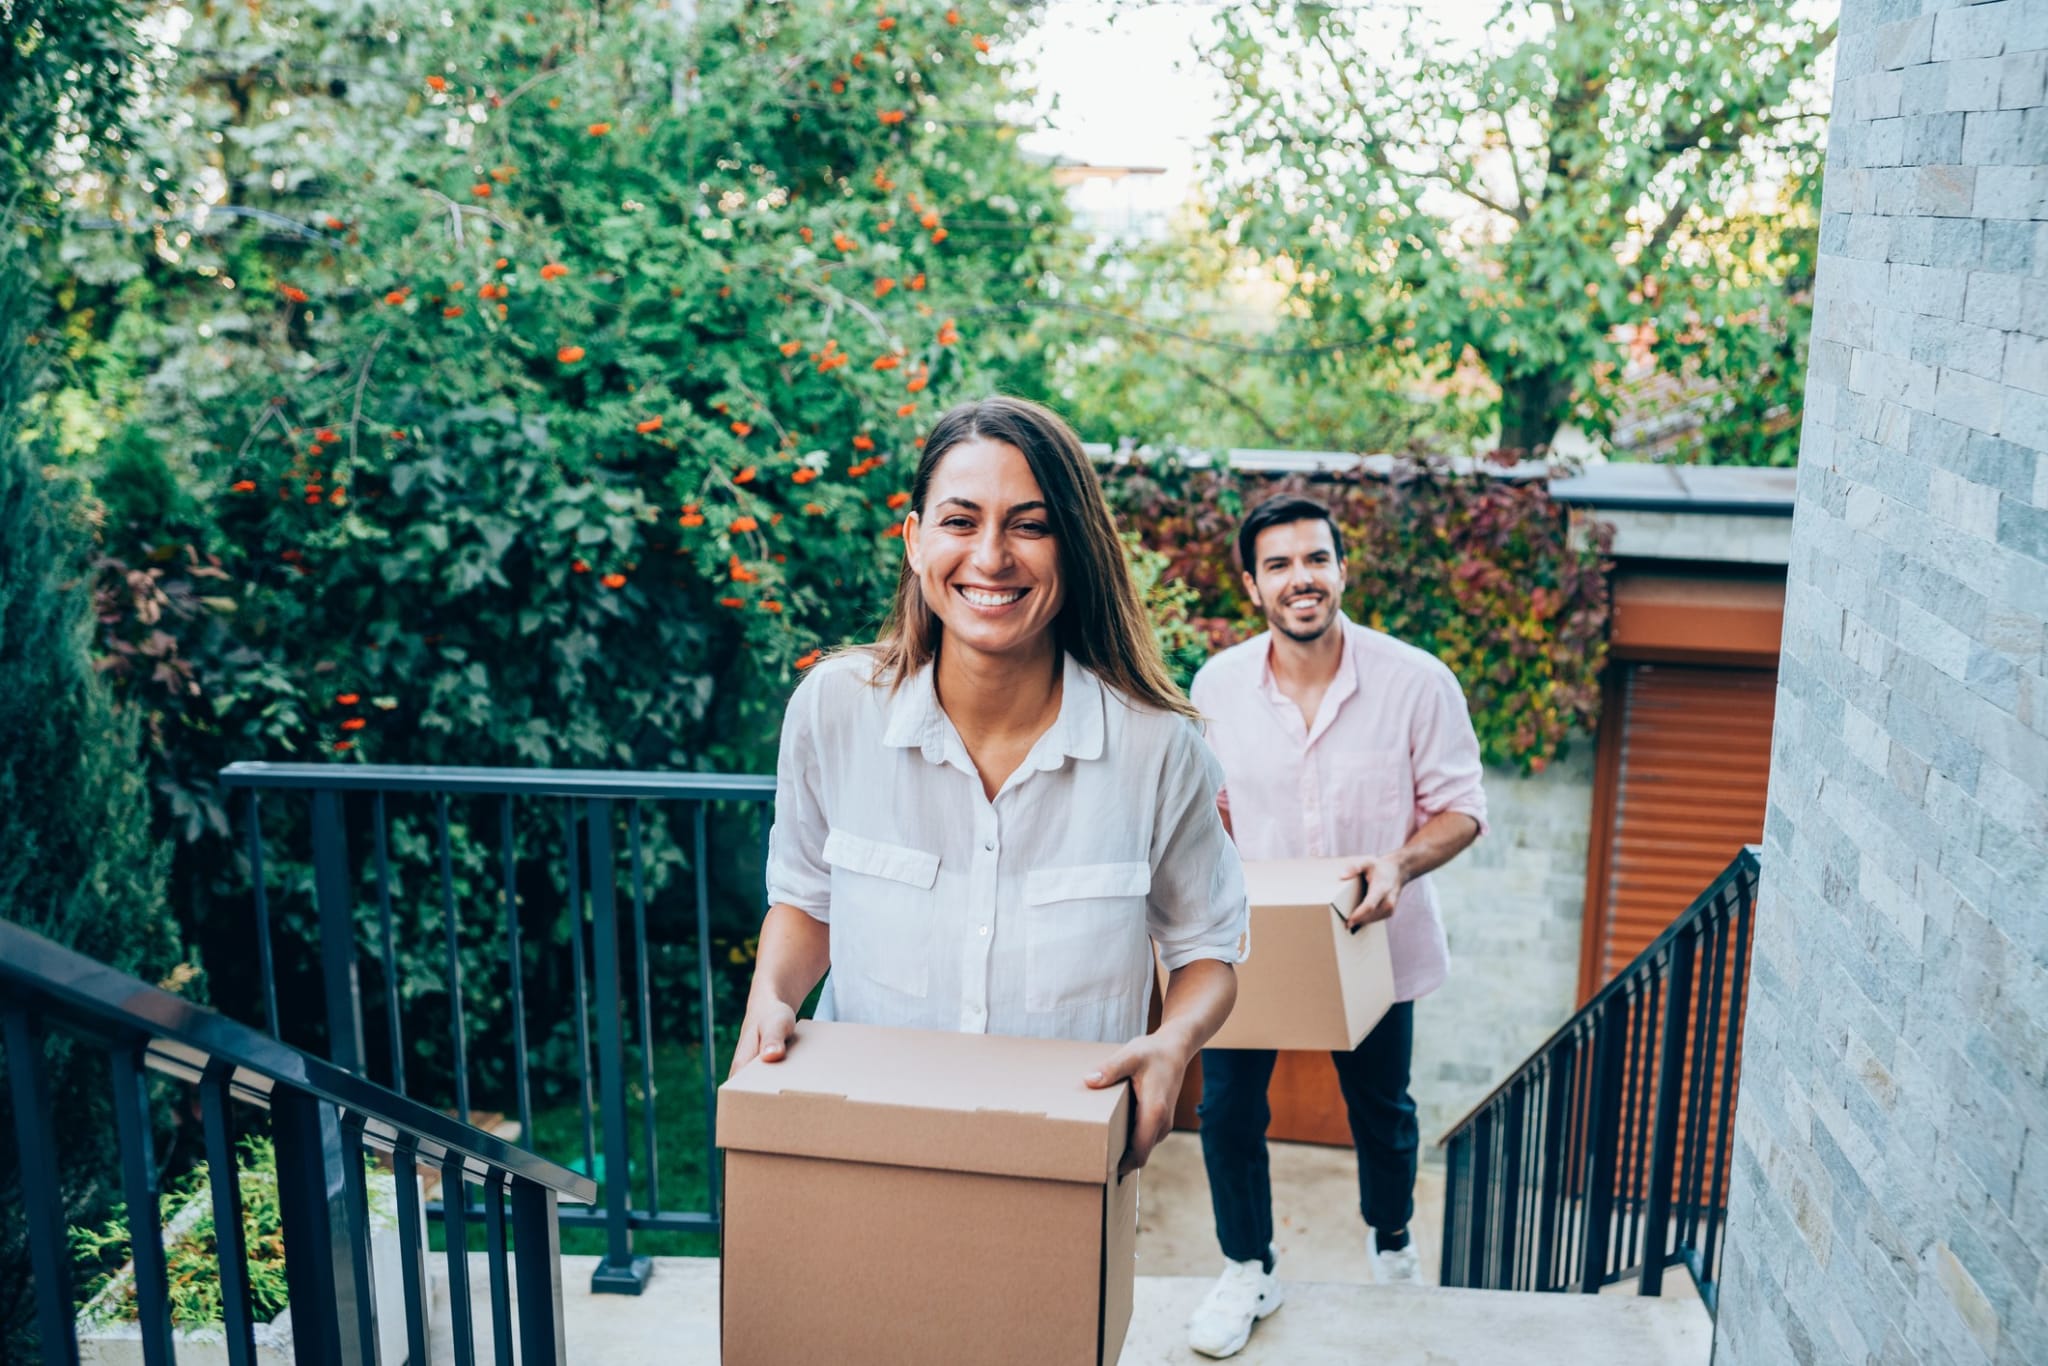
[731,395,1246,1172]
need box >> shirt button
[978,925,989,936]
[984,841,995,851]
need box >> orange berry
[719,596,745,609]
[443,305,464,318]
[471,183,492,198]
[334,740,355,753]
[572,558,591,573]
[340,717,368,732]
[779,339,803,356]
[601,572,627,589]
[973,34,990,53]
[909,273,925,291]
[587,122,612,136]
[793,467,820,484]
[230,479,256,493]
[336,693,360,705]
[930,227,948,243]
[803,502,827,516]
[760,599,784,613]
[383,288,410,306]
[280,284,309,304]
[896,402,917,417]
[540,262,569,280]
[873,354,901,371]
[558,345,585,363]
[731,515,760,534]
[680,513,706,527]
[853,434,876,451]
[887,491,910,509]
[636,417,663,434]
[427,75,448,91]
[796,649,823,670]
[731,421,754,438]
[879,109,907,125]
[735,466,757,483]
[920,212,940,230]
[878,16,895,30]
[875,277,895,297]
[946,7,960,23]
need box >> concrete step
[428,1254,1713,1365]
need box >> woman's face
[904,436,1066,664]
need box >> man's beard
[1266,592,1335,643]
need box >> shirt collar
[1256,614,1360,742]
[882,653,1107,774]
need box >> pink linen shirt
[1188,615,1488,1002]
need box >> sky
[1014,0,1509,228]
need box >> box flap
[1244,857,1365,920]
[718,1021,1130,1183]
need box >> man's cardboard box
[1162,857,1396,1051]
[717,1020,1138,1365]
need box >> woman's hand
[729,992,799,1076]
[1085,1028,1196,1176]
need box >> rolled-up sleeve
[1412,661,1489,836]
[1148,720,1250,971]
[765,676,831,919]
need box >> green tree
[1205,0,1831,458]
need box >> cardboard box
[718,1020,1138,1365]
[1163,857,1396,1051]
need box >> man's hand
[729,993,798,1076]
[1084,1030,1196,1176]
[1340,852,1406,930]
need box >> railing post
[586,798,653,1294]
[1579,993,1629,1292]
[272,1087,374,1364]
[109,1045,172,1366]
[1465,1109,1493,1289]
[513,1180,569,1366]
[311,788,366,1072]
[1534,1043,1572,1290]
[4,1008,78,1366]
[1439,1131,1464,1287]
[1494,1077,1525,1290]
[1639,924,1697,1297]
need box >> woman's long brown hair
[864,395,1197,720]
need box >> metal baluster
[441,1155,477,1366]
[1439,1130,1463,1287]
[1700,883,1752,1302]
[588,798,652,1293]
[374,792,406,1096]
[438,794,472,1125]
[4,1008,77,1366]
[273,1088,356,1364]
[249,788,281,1038]
[199,1060,259,1366]
[566,800,597,1180]
[391,1137,431,1366]
[512,1180,568,1366]
[312,787,368,1072]
[1535,1045,1569,1292]
[694,801,721,1218]
[1495,1080,1524,1289]
[629,803,660,1218]
[1465,1109,1493,1288]
[502,796,533,1146]
[1640,922,1697,1297]
[372,794,407,1097]
[484,1176,515,1366]
[110,1046,172,1366]
[1580,994,1628,1291]
[337,1111,385,1362]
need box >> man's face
[1243,517,1345,643]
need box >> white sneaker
[1187,1256,1284,1358]
[1370,1230,1420,1284]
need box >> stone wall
[1414,748,1595,1148]
[1717,1,2048,1362]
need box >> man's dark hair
[1236,494,1344,574]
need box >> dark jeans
[1197,1001,1418,1269]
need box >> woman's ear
[903,510,923,574]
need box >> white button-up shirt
[766,652,1249,1045]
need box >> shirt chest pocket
[1022,861,1152,1012]
[1329,745,1408,814]
[823,828,940,999]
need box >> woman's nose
[970,525,1010,574]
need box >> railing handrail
[220,759,775,802]
[1437,844,1761,1148]
[0,918,596,1205]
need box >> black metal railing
[1438,847,1760,1317]
[218,761,775,1295]
[1,917,597,1365]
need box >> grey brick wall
[1717,1,2048,1363]
[1415,749,1594,1145]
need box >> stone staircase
[428,1254,1713,1365]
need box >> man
[1184,494,1487,1359]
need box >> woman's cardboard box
[718,1020,1138,1365]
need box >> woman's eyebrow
[933,496,1049,515]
